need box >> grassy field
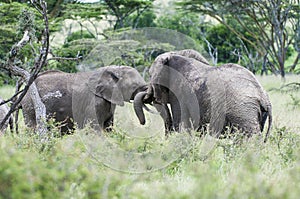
[0,75,300,199]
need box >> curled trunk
[134,86,173,135]
[134,91,147,125]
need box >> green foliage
[124,10,157,28]
[179,0,300,77]
[288,94,300,108]
[0,123,300,198]
[0,72,15,86]
[65,30,96,43]
[49,37,97,73]
[0,2,37,60]
[205,22,256,64]
[61,2,104,20]
[78,27,201,75]
[100,0,155,30]
[78,39,160,73]
[0,76,300,198]
[0,2,44,85]
[157,12,206,41]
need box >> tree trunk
[279,58,285,78]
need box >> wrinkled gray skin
[0,97,13,133]
[134,49,272,141]
[22,65,147,132]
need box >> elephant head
[133,87,173,134]
[134,49,208,130]
[87,65,147,106]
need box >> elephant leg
[103,105,116,132]
[104,115,114,132]
[170,94,181,132]
[22,105,37,129]
[228,114,261,138]
[244,119,262,137]
[153,103,173,136]
[178,103,193,132]
[209,110,226,137]
[95,98,115,132]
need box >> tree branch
[0,0,49,138]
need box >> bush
[49,37,97,73]
[65,30,95,43]
[124,10,157,28]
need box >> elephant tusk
[142,104,160,115]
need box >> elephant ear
[89,70,124,106]
[149,53,170,77]
[149,53,171,104]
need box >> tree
[0,0,50,137]
[0,1,105,80]
[179,0,300,77]
[157,12,208,41]
[0,2,44,60]
[123,9,156,28]
[49,33,96,73]
[204,20,260,72]
[99,0,155,30]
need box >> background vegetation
[0,0,299,85]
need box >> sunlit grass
[257,74,300,132]
[0,84,14,99]
[0,75,299,198]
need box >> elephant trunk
[134,91,148,125]
[131,84,148,100]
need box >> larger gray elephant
[22,65,147,132]
[0,97,13,133]
[134,50,272,141]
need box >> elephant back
[173,49,210,65]
[22,70,76,131]
[37,69,65,77]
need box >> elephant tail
[263,104,272,143]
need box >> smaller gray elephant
[22,65,147,132]
[0,97,13,133]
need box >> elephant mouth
[130,84,148,101]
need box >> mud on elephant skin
[21,65,147,133]
[134,49,272,142]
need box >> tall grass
[0,75,299,199]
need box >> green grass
[0,85,15,100]
[0,75,300,199]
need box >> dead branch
[0,0,49,138]
[47,56,83,62]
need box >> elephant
[0,97,13,133]
[21,65,147,132]
[134,49,272,142]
